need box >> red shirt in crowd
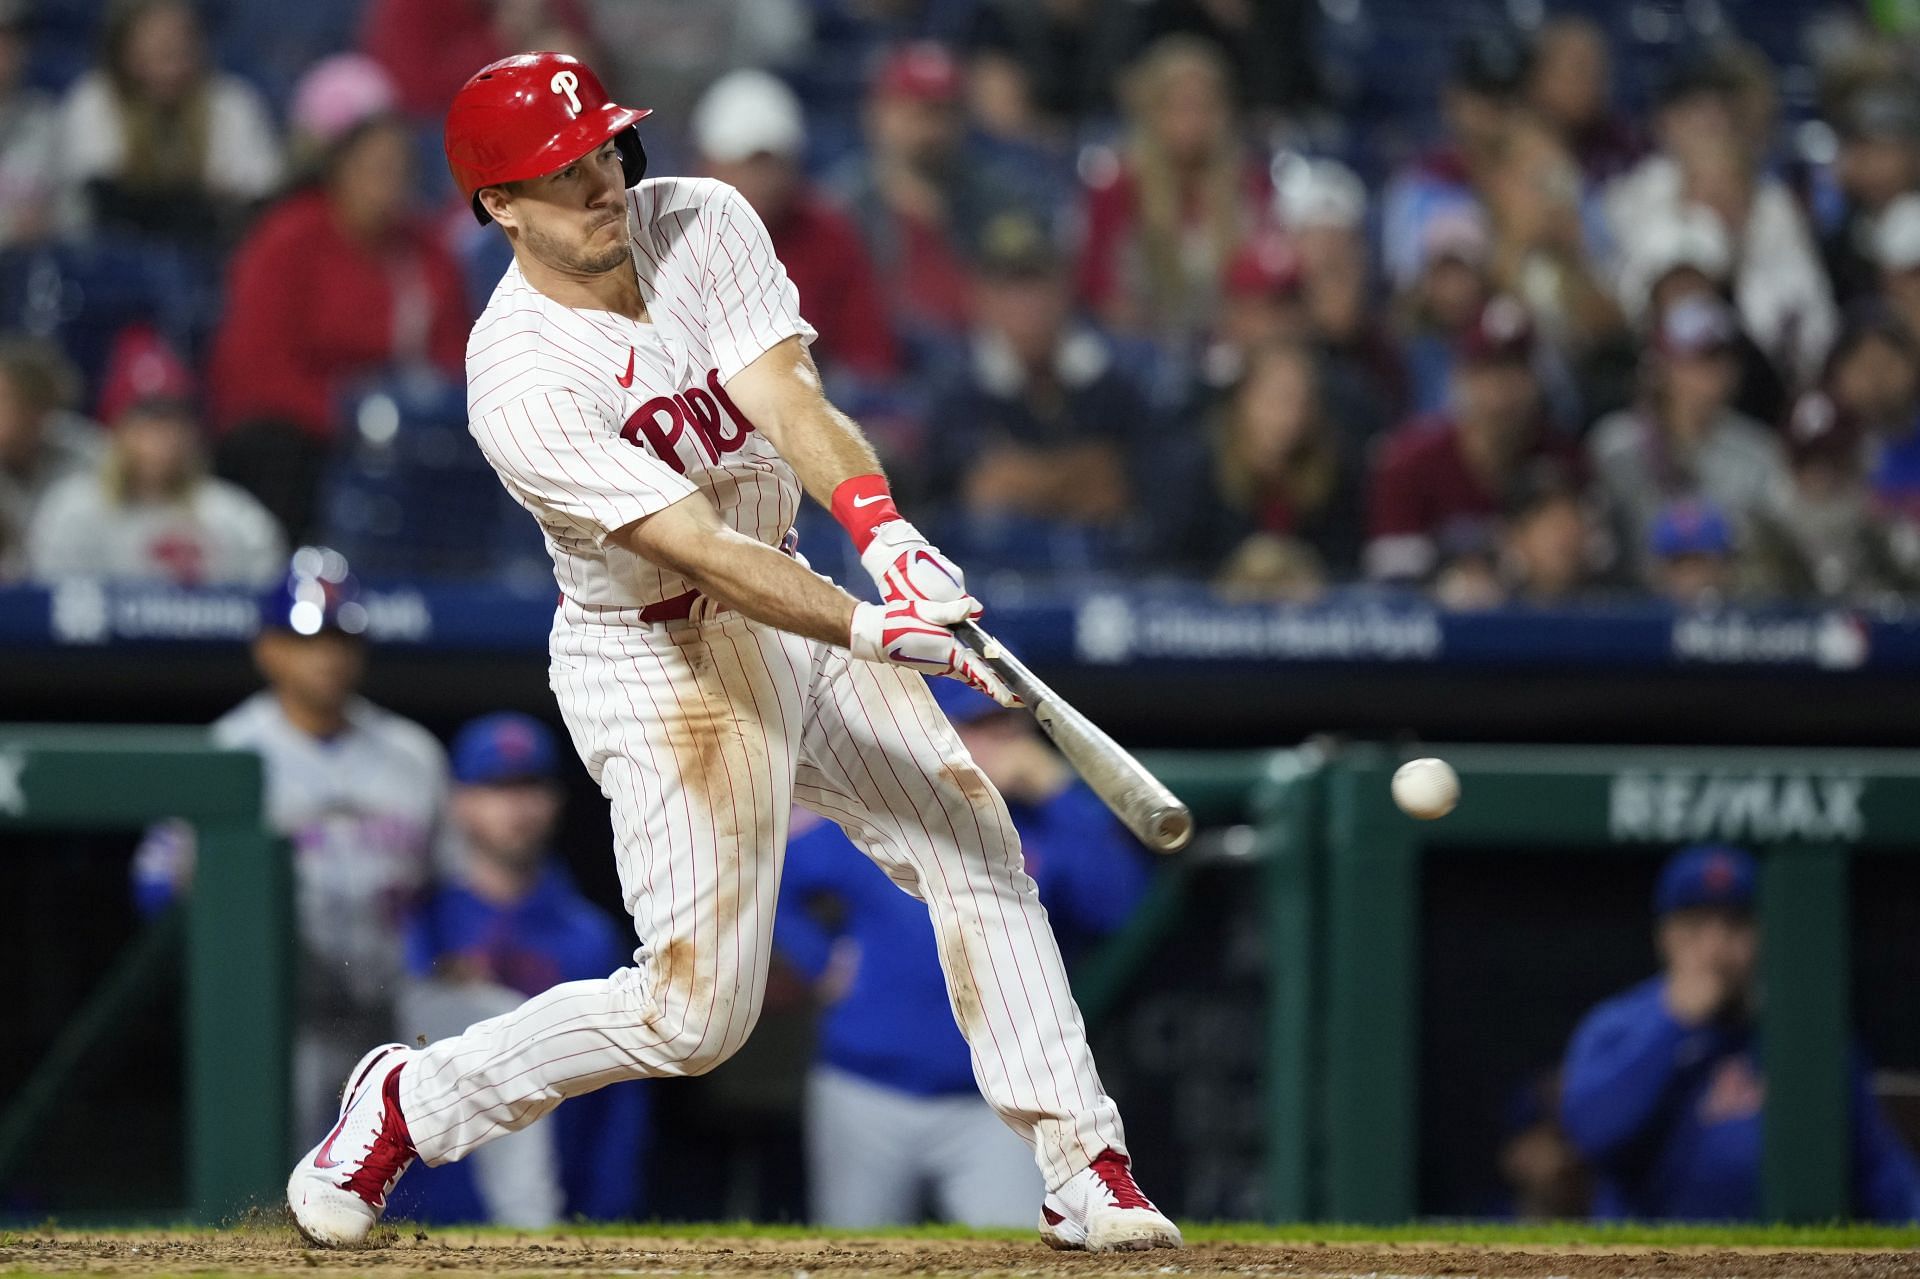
[1365,413,1571,580]
[1075,153,1273,318]
[359,0,592,118]
[210,189,468,440]
[768,193,899,380]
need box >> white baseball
[1392,757,1459,820]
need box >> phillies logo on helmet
[444,52,652,225]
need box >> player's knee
[674,1009,761,1076]
[653,983,764,1076]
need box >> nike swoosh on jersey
[616,347,636,388]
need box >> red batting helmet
[444,52,651,225]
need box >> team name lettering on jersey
[620,368,757,474]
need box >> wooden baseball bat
[955,620,1193,853]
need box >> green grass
[366,1218,1920,1249]
[6,1218,1918,1251]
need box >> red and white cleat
[1037,1148,1183,1252]
[286,1043,416,1247]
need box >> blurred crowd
[7,0,1920,607]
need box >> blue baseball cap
[451,712,560,785]
[260,546,367,636]
[1650,499,1733,559]
[928,676,1006,727]
[1654,844,1756,916]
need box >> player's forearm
[726,336,885,507]
[777,396,887,510]
[690,531,860,645]
[614,498,856,646]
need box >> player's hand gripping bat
[954,620,1192,853]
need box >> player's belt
[636,589,703,623]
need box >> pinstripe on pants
[397,603,1126,1192]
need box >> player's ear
[478,185,518,229]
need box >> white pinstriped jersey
[467,177,818,608]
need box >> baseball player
[137,548,449,1143]
[287,52,1180,1253]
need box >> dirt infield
[3,1228,1917,1279]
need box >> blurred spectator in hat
[1601,49,1837,388]
[1751,391,1920,599]
[27,330,282,587]
[692,70,898,383]
[208,54,467,543]
[1366,296,1569,584]
[284,52,398,171]
[1076,34,1271,345]
[1524,16,1641,187]
[1561,844,1920,1221]
[0,0,55,246]
[1615,205,1789,429]
[54,0,281,243]
[833,41,1029,355]
[0,339,102,582]
[1822,80,1920,309]
[1161,337,1364,585]
[1276,155,1406,422]
[775,676,1152,1227]
[926,209,1148,543]
[1380,29,1529,294]
[1646,497,1739,605]
[392,712,650,1226]
[1497,458,1603,605]
[1396,207,1495,417]
[1205,228,1391,444]
[1205,231,1308,385]
[1586,295,1790,580]
[359,0,596,120]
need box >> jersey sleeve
[471,387,699,544]
[700,183,817,382]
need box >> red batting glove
[832,474,979,614]
[849,598,1017,706]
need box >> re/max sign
[1609,771,1866,842]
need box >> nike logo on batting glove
[848,599,1017,706]
[859,520,980,616]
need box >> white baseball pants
[397,603,1126,1191]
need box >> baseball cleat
[286,1043,416,1247]
[1037,1148,1183,1252]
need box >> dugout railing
[0,725,291,1222]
